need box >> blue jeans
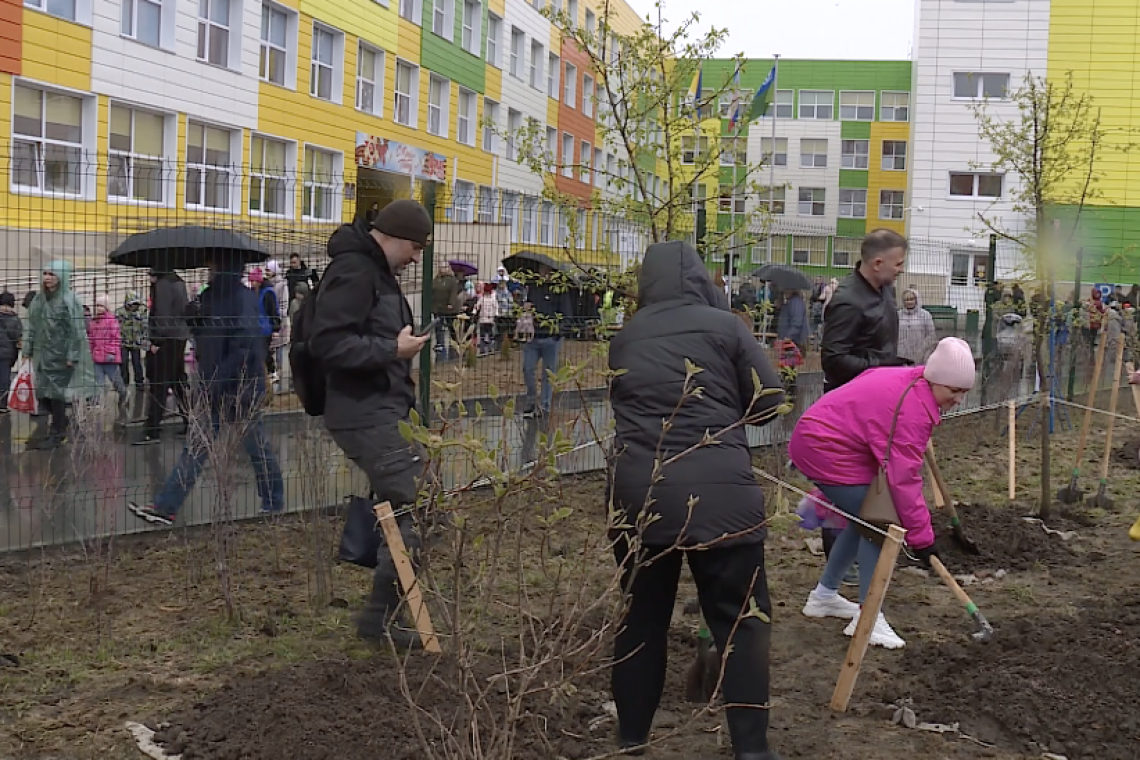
[154,411,284,516]
[522,336,560,411]
[94,362,128,398]
[816,483,881,604]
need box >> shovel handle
[924,443,955,517]
[1099,338,1126,480]
[1076,329,1109,468]
[929,555,976,611]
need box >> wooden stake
[1127,362,1140,418]
[374,501,442,653]
[1008,399,1016,501]
[830,523,907,713]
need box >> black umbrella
[749,263,813,292]
[501,250,566,274]
[108,226,269,270]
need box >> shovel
[929,556,994,642]
[925,442,980,554]
[1087,337,1126,509]
[1059,330,1108,503]
[683,622,720,703]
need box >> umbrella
[108,226,268,270]
[449,259,478,277]
[501,250,566,274]
[749,263,812,292]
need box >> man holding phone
[309,199,434,648]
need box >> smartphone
[415,317,439,338]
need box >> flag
[728,63,744,130]
[747,64,778,123]
[689,65,703,118]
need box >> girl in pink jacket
[788,337,976,649]
[88,296,129,409]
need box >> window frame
[11,82,93,199]
[506,108,522,160]
[881,140,907,171]
[393,58,419,127]
[482,98,499,152]
[427,74,450,138]
[547,52,560,99]
[451,179,475,222]
[841,139,869,169]
[880,91,909,122]
[879,189,905,220]
[952,72,1010,100]
[529,40,544,90]
[248,133,294,218]
[561,132,574,178]
[196,0,235,69]
[540,200,554,245]
[800,138,828,169]
[582,75,594,117]
[456,87,476,146]
[107,102,171,206]
[718,184,746,214]
[837,188,866,219]
[949,172,1004,199]
[797,187,825,217]
[760,136,787,167]
[310,23,344,103]
[758,186,785,215]
[580,139,591,181]
[681,135,708,165]
[798,90,834,120]
[356,42,384,116]
[839,90,875,121]
[258,3,295,88]
[301,144,341,222]
[563,62,576,108]
[399,0,422,24]
[791,235,828,266]
[461,0,480,54]
[121,0,164,48]
[25,0,89,24]
[431,0,454,40]
[184,119,237,212]
[486,13,501,67]
[509,27,525,79]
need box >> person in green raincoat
[23,260,96,449]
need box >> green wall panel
[838,170,868,188]
[836,218,866,238]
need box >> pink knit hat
[924,337,976,390]
[248,267,264,284]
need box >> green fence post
[419,184,436,420]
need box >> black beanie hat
[0,292,13,307]
[371,200,433,246]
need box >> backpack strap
[882,374,925,468]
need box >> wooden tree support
[829,524,907,713]
[374,501,442,653]
[1008,399,1016,501]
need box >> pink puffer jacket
[788,365,940,548]
[87,312,122,365]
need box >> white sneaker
[802,589,860,620]
[843,610,906,650]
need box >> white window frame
[760,137,787,167]
[881,140,907,171]
[456,87,476,146]
[561,132,574,178]
[841,139,868,170]
[837,188,866,219]
[839,90,875,121]
[800,138,827,168]
[952,72,1010,100]
[248,133,294,218]
[12,82,96,199]
[506,108,522,160]
[432,0,454,40]
[544,126,556,163]
[26,0,92,25]
[547,52,560,99]
[880,91,909,122]
[509,27,524,79]
[582,75,594,117]
[832,238,859,268]
[301,144,341,221]
[196,0,238,69]
[879,189,905,220]
[107,103,172,206]
[563,62,576,108]
[758,186,785,216]
[681,135,708,164]
[798,90,833,120]
[461,0,480,54]
[720,136,741,167]
[558,208,570,245]
[566,0,577,28]
[949,172,1004,199]
[529,40,544,90]
[310,24,344,104]
[718,184,745,214]
[501,190,519,241]
[427,74,450,137]
[521,198,536,243]
[452,179,474,222]
[482,98,499,152]
[540,201,554,245]
[486,13,501,67]
[184,119,238,212]
[580,140,591,181]
[584,8,595,46]
[356,42,384,116]
[394,59,419,127]
[592,147,602,187]
[770,89,793,119]
[791,236,827,266]
[121,0,165,48]
[797,187,825,217]
[258,3,296,89]
[477,184,496,223]
[399,0,422,24]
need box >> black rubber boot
[616,738,646,756]
[736,752,781,760]
[355,572,421,650]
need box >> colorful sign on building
[355,132,447,182]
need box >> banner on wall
[355,132,447,182]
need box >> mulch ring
[931,502,1078,573]
[1112,437,1140,469]
[881,594,1140,760]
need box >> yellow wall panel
[303,0,398,52]
[867,121,908,234]
[21,10,91,91]
[397,17,421,64]
[483,63,501,102]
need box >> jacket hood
[44,259,74,294]
[124,290,142,306]
[637,241,727,310]
[902,288,922,310]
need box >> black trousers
[612,538,772,755]
[144,339,187,437]
[121,347,145,385]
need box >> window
[540,201,554,245]
[310,25,341,101]
[302,146,338,220]
[585,8,595,44]
[950,251,989,287]
[357,44,384,115]
[563,62,576,107]
[582,75,594,117]
[26,0,79,22]
[501,190,519,241]
[606,154,617,191]
[521,198,536,243]
[249,135,290,216]
[122,0,162,46]
[758,186,785,215]
[953,72,1010,99]
[581,140,591,181]
[562,132,574,177]
[881,91,909,122]
[456,88,475,145]
[196,0,232,67]
[799,90,833,120]
[566,0,576,27]
[684,181,707,208]
[427,74,449,136]
[483,98,499,151]
[800,138,827,168]
[879,189,905,220]
[593,147,602,187]
[558,209,570,245]
[791,236,827,266]
[719,184,745,214]
[547,53,560,99]
[108,105,166,204]
[832,237,859,268]
[431,0,452,39]
[399,0,422,22]
[462,0,480,53]
[760,137,787,167]
[394,60,418,126]
[949,172,1003,198]
[720,136,743,166]
[12,85,86,196]
[529,41,544,89]
[185,120,234,210]
[509,27,524,79]
[507,109,521,159]
[452,179,474,222]
[798,187,825,217]
[838,188,866,219]
[882,140,906,170]
[841,139,868,169]
[681,135,708,164]
[839,91,875,121]
[544,127,556,162]
[771,89,793,119]
[259,5,291,86]
[477,185,495,223]
[486,13,501,67]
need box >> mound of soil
[932,502,1075,572]
[1112,437,1140,469]
[883,595,1140,760]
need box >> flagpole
[766,54,780,266]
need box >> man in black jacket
[136,270,190,445]
[821,228,908,392]
[522,264,574,417]
[308,200,431,647]
[608,241,785,760]
[285,253,320,303]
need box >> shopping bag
[338,495,381,568]
[8,359,37,415]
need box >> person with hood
[128,255,284,526]
[88,295,129,409]
[776,289,809,353]
[790,337,976,649]
[0,292,22,412]
[897,288,936,364]
[116,291,148,386]
[431,262,463,360]
[137,268,190,445]
[24,260,96,449]
[285,253,320,303]
[248,267,282,382]
[308,200,433,647]
[607,241,785,760]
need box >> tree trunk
[1037,329,1051,520]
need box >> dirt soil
[1112,436,1140,469]
[932,502,1077,572]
